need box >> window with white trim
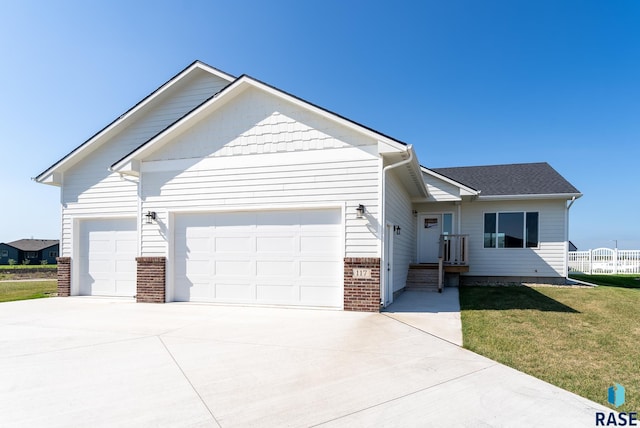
[0,250,7,257]
[26,251,38,259]
[484,212,539,248]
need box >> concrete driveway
[0,297,608,427]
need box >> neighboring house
[0,239,59,265]
[35,61,581,311]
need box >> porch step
[405,264,440,292]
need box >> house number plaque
[352,268,372,279]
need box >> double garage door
[174,209,342,308]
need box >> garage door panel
[255,211,297,226]
[215,212,256,227]
[299,209,341,225]
[115,260,136,273]
[174,209,342,307]
[89,238,112,252]
[216,236,252,252]
[183,259,211,273]
[187,282,215,301]
[300,260,340,277]
[183,236,211,252]
[216,283,253,300]
[300,236,338,253]
[256,260,295,276]
[256,236,295,253]
[256,284,297,302]
[79,219,137,297]
[216,261,251,275]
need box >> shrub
[8,259,16,266]
[40,260,48,265]
[21,259,30,265]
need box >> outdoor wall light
[394,225,401,235]
[356,204,365,218]
[145,211,157,224]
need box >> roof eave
[477,193,583,201]
[32,172,62,186]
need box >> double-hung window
[484,212,539,248]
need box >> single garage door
[79,218,137,297]
[174,209,342,307]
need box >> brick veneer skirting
[344,257,381,312]
[136,257,166,303]
[56,257,71,297]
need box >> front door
[418,214,441,263]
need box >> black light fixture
[356,204,365,218]
[145,211,157,224]
[394,225,401,235]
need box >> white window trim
[483,211,540,249]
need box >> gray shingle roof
[6,239,59,251]
[430,162,581,196]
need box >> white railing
[440,234,469,266]
[437,235,469,293]
[568,248,640,275]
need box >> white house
[36,61,582,311]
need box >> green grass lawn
[460,281,640,411]
[0,281,57,303]
[0,265,57,270]
[570,273,640,288]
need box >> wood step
[404,284,440,292]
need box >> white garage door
[79,219,137,297]
[174,209,342,308]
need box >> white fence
[568,248,640,274]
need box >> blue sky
[1,0,638,249]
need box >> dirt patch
[1,268,57,280]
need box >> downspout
[380,145,414,307]
[564,196,577,278]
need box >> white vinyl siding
[146,88,374,161]
[421,173,461,202]
[141,149,380,257]
[139,87,382,258]
[60,71,229,256]
[460,200,567,277]
[385,170,416,292]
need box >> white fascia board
[407,146,429,198]
[420,166,479,196]
[34,172,62,186]
[36,62,234,182]
[477,193,583,201]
